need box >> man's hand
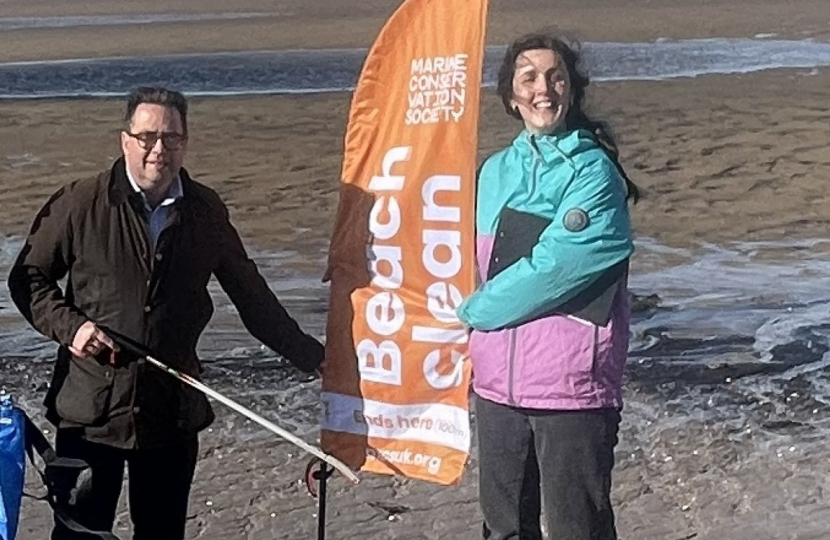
[70,321,119,361]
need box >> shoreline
[5,37,830,103]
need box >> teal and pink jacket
[457,128,634,410]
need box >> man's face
[120,103,187,193]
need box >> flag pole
[317,461,329,540]
[304,458,332,540]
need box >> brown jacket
[8,159,324,449]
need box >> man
[8,87,324,539]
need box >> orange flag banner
[321,0,489,485]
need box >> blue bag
[0,395,119,540]
[0,394,25,540]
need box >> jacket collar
[511,128,596,163]
[107,157,192,207]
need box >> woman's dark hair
[496,33,639,202]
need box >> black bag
[23,416,120,540]
[487,207,626,326]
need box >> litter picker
[104,330,359,485]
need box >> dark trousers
[50,429,198,540]
[475,395,620,540]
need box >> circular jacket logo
[563,208,589,232]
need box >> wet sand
[3,68,830,252]
[4,0,830,538]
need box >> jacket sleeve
[456,155,634,331]
[213,208,324,373]
[7,185,89,346]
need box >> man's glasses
[125,131,187,150]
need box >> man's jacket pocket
[55,356,115,426]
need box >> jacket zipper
[506,136,543,405]
[507,328,518,405]
[591,324,599,374]
[528,135,541,200]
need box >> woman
[456,33,638,540]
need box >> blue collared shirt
[125,169,183,249]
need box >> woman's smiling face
[510,48,571,135]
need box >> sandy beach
[4,69,830,251]
[4,0,830,538]
[1,0,830,62]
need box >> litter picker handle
[104,329,359,484]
